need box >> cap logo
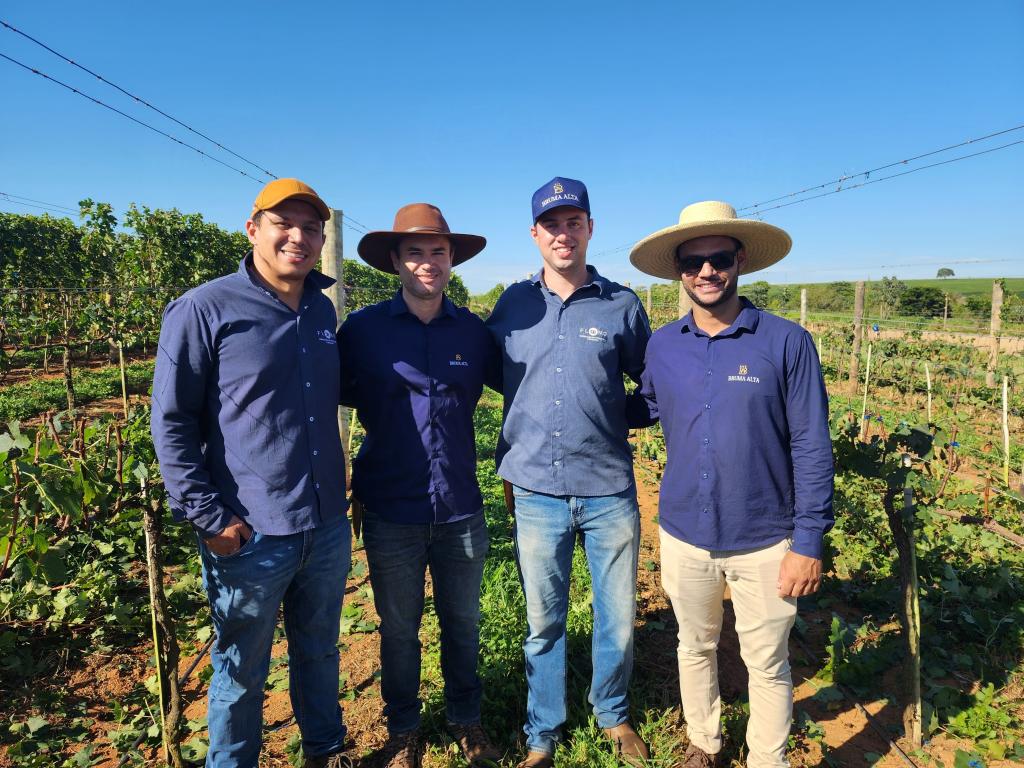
[553,182,564,194]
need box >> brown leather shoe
[516,750,554,768]
[447,721,501,764]
[603,722,649,764]
[680,742,719,768]
[380,729,421,768]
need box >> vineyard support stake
[859,343,873,441]
[1002,375,1010,486]
[924,362,932,423]
[143,495,185,768]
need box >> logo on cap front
[553,182,564,194]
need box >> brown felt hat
[357,203,486,274]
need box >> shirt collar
[531,264,608,296]
[239,252,336,293]
[388,289,459,320]
[680,297,761,336]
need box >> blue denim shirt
[637,299,834,558]
[486,266,651,496]
[338,292,499,524]
[151,256,347,537]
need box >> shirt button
[707,370,712,376]
[302,347,307,353]
[315,482,321,489]
[308,416,315,422]
[555,400,561,406]
[553,460,561,466]
[558,334,565,340]
[306,382,311,388]
[556,367,562,373]
[703,438,709,445]
[313,449,319,456]
[553,431,560,437]
[703,508,709,514]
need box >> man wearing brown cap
[152,179,353,768]
[337,204,501,768]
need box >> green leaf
[25,715,48,734]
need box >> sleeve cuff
[791,528,824,560]
[188,505,234,539]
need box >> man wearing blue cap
[486,177,652,768]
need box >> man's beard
[684,277,738,309]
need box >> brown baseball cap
[251,178,331,222]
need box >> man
[337,203,501,768]
[151,179,352,768]
[629,201,834,767]
[486,177,651,768]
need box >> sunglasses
[677,250,737,275]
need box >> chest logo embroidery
[316,329,336,345]
[579,326,608,342]
[450,353,469,367]
[728,363,760,384]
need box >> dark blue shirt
[637,299,834,558]
[151,256,348,537]
[486,266,651,496]
[338,292,498,525]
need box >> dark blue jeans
[362,509,489,734]
[199,514,351,768]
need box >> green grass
[0,360,154,421]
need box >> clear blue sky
[1,1,1022,294]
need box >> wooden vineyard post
[924,362,932,423]
[645,285,652,316]
[849,281,865,390]
[678,281,692,319]
[986,280,1003,388]
[942,292,949,330]
[118,341,129,419]
[859,343,873,440]
[143,496,184,768]
[902,485,923,749]
[1003,375,1010,487]
[800,287,807,328]
[321,209,350,479]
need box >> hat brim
[629,219,791,281]
[356,231,487,274]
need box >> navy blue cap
[531,176,590,222]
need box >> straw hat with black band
[357,203,486,274]
[629,201,791,281]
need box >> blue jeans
[512,484,640,756]
[199,513,351,768]
[362,509,489,734]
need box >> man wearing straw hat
[152,179,353,768]
[487,177,652,768]
[629,202,834,768]
[337,203,501,768]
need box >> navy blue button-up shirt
[637,299,834,558]
[151,256,347,537]
[486,266,651,496]
[338,292,498,525]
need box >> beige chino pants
[660,531,797,768]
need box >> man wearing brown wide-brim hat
[629,201,834,768]
[338,203,501,768]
